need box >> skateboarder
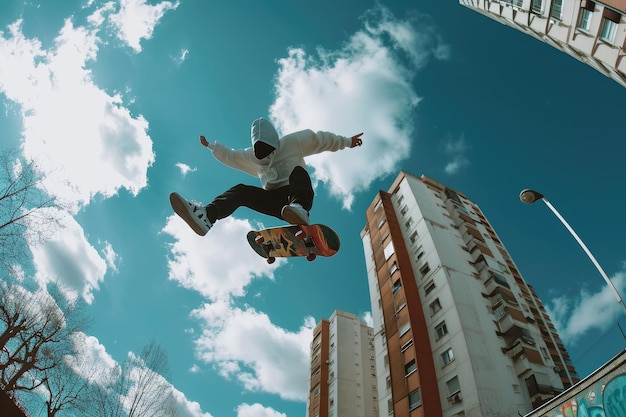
[170,117,363,236]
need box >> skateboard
[247,224,340,263]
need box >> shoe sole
[170,192,208,236]
[281,206,310,225]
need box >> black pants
[205,166,314,223]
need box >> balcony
[498,309,515,333]
[484,271,511,295]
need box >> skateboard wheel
[267,257,276,264]
[255,235,265,244]
[295,230,306,240]
[306,253,317,262]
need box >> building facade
[460,0,626,87]
[307,310,379,417]
[361,171,578,417]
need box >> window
[446,376,461,396]
[396,301,406,313]
[386,375,392,390]
[424,280,436,295]
[430,298,442,315]
[531,0,542,13]
[384,241,395,260]
[399,321,411,337]
[600,18,618,43]
[420,263,431,276]
[400,339,413,352]
[378,218,387,229]
[389,262,399,276]
[410,231,418,244]
[441,348,454,366]
[435,321,449,340]
[405,217,413,229]
[521,328,535,345]
[387,398,393,415]
[409,388,422,410]
[578,8,592,31]
[404,359,417,376]
[392,279,402,295]
[551,0,562,19]
[400,205,408,216]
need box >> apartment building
[307,310,379,417]
[460,0,626,87]
[361,171,578,417]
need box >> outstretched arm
[198,135,260,177]
[350,133,364,148]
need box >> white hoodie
[210,120,351,190]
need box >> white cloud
[363,7,450,67]
[192,300,315,401]
[30,208,108,304]
[0,17,155,212]
[102,241,120,273]
[87,2,115,27]
[1,5,208,416]
[443,133,469,175]
[545,271,626,345]
[361,311,374,327]
[237,403,286,417]
[269,5,449,209]
[174,48,189,65]
[65,332,120,386]
[444,157,468,175]
[172,387,214,417]
[163,215,282,301]
[176,162,197,176]
[109,0,180,53]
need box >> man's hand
[200,135,213,149]
[350,133,364,148]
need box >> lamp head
[519,189,544,204]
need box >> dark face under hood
[251,118,279,159]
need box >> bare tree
[0,148,62,272]
[86,340,178,417]
[0,282,81,395]
[38,333,104,417]
[123,341,177,417]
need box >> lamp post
[519,189,626,313]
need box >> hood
[251,117,279,150]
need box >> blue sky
[1,1,625,416]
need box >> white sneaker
[281,203,310,225]
[170,192,213,236]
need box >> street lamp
[519,189,626,313]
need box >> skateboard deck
[247,224,340,263]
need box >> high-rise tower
[307,310,379,417]
[460,0,626,88]
[361,171,578,417]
